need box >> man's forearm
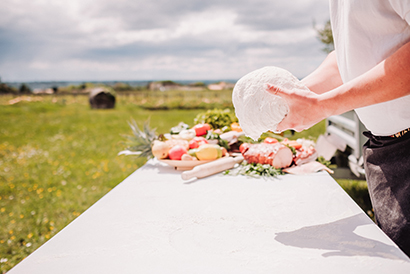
[301,51,343,94]
[319,41,410,117]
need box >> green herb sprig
[224,161,284,178]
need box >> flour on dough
[232,66,309,140]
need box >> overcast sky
[0,0,330,82]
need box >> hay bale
[89,87,116,109]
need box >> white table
[9,159,410,273]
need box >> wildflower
[27,233,33,239]
[92,172,101,179]
[0,258,8,263]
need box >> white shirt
[330,0,410,136]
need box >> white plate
[158,159,215,170]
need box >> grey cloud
[233,1,329,31]
[91,0,215,30]
[0,0,330,81]
[90,0,328,31]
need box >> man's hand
[265,83,329,132]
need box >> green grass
[337,179,373,218]
[0,93,369,272]
[0,94,209,272]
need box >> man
[266,1,410,256]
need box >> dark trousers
[363,131,410,257]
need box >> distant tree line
[0,78,32,94]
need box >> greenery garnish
[317,156,331,167]
[237,131,285,144]
[285,144,297,155]
[224,161,284,178]
[194,108,237,129]
[205,130,230,150]
[170,122,189,135]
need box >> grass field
[0,92,369,273]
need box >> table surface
[9,159,410,274]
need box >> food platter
[158,159,215,170]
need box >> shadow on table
[275,213,408,260]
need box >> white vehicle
[320,111,367,178]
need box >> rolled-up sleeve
[390,0,410,24]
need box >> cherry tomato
[193,124,211,136]
[263,137,279,144]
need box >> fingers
[275,119,287,133]
[276,118,292,133]
[276,114,292,133]
[276,115,308,133]
[276,121,304,133]
[264,83,290,98]
[265,83,311,132]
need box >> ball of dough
[232,66,309,140]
